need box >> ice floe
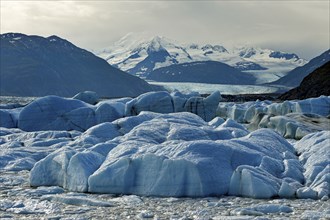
[41,194,114,207]
[231,204,293,216]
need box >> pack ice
[0,93,329,200]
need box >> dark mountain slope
[278,61,330,100]
[270,50,330,87]
[146,61,256,84]
[0,33,154,97]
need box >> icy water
[1,171,329,220]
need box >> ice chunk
[30,148,77,187]
[18,96,90,131]
[83,122,121,141]
[294,96,330,116]
[114,111,161,134]
[229,165,280,199]
[278,178,302,198]
[231,204,293,216]
[95,103,122,123]
[66,151,105,192]
[125,91,174,116]
[63,107,97,131]
[219,96,330,138]
[73,91,99,105]
[202,91,222,121]
[184,91,221,121]
[296,187,318,199]
[41,194,113,207]
[295,131,330,199]
[208,117,225,127]
[0,110,16,128]
[124,91,221,121]
[248,113,329,139]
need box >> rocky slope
[278,61,330,100]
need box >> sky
[0,0,329,60]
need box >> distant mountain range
[270,49,330,87]
[278,61,330,100]
[0,33,155,97]
[97,33,307,80]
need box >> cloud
[1,1,329,59]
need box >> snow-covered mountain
[97,33,307,81]
[0,33,155,97]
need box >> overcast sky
[1,0,329,59]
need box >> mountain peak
[151,35,164,42]
[201,44,228,53]
[47,35,63,41]
[147,36,166,53]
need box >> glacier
[0,93,329,201]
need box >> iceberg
[29,112,306,199]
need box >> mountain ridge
[146,60,257,85]
[97,33,307,79]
